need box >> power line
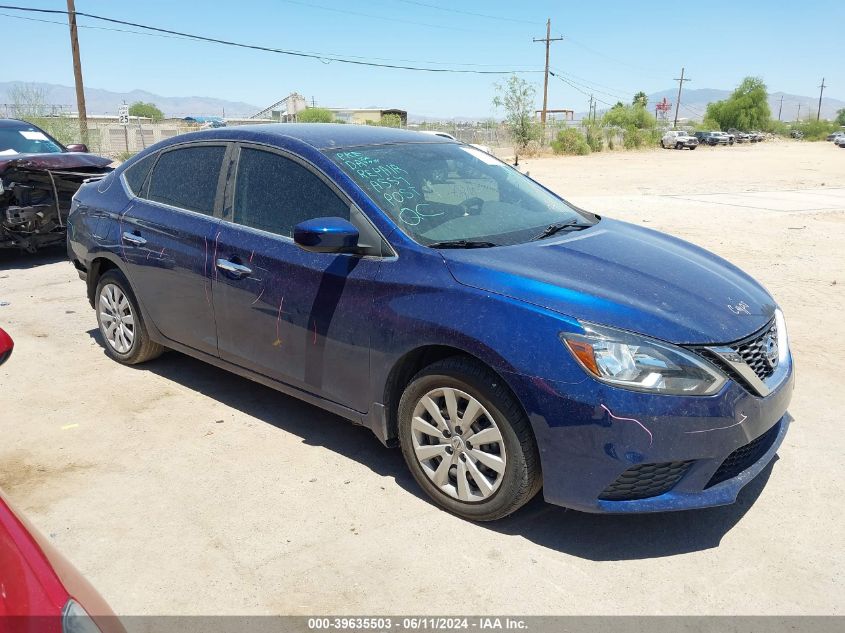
[549,68,629,101]
[549,71,615,108]
[0,4,542,74]
[391,0,541,25]
[549,67,627,102]
[0,10,537,69]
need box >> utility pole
[777,95,784,121]
[817,78,827,121]
[796,103,802,121]
[533,18,564,126]
[672,67,691,129]
[66,0,88,145]
[588,94,594,123]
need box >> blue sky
[3,0,844,117]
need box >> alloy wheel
[410,387,507,502]
[99,283,135,354]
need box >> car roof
[193,123,451,150]
[0,118,40,129]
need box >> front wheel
[95,269,164,365]
[675,142,683,150]
[398,357,541,521]
[689,145,697,150]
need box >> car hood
[440,218,776,344]
[0,152,112,175]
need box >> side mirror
[0,328,13,366]
[294,217,359,253]
[66,144,89,153]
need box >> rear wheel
[398,357,541,521]
[95,269,164,365]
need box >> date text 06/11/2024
[306,617,528,630]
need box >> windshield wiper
[427,239,497,249]
[531,220,590,241]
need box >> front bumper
[504,354,794,514]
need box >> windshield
[326,143,593,246]
[0,126,64,155]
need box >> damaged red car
[0,119,112,252]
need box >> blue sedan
[67,124,793,520]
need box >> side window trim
[119,150,159,199]
[141,141,232,218]
[224,142,395,258]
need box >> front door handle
[121,231,147,246]
[216,258,252,278]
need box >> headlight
[62,599,103,633]
[561,322,727,395]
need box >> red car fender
[1,491,125,633]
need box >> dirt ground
[0,140,843,617]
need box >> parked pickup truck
[661,130,699,150]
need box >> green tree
[601,103,656,130]
[835,108,845,126]
[297,107,334,123]
[493,74,541,154]
[704,77,770,131]
[128,101,164,122]
[633,91,648,107]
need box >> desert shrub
[551,128,591,155]
[621,127,660,149]
[521,139,542,157]
[583,123,604,152]
[791,118,840,141]
[297,107,334,123]
[378,113,403,128]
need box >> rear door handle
[121,231,147,246]
[216,258,252,278]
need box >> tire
[95,269,164,365]
[660,141,666,149]
[689,145,697,150]
[675,142,683,150]
[398,357,541,521]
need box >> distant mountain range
[1,81,842,123]
[644,88,845,122]
[0,81,261,118]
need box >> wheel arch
[380,344,533,447]
[86,253,128,307]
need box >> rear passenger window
[147,145,225,215]
[232,148,349,238]
[123,152,156,195]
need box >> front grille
[706,422,781,488]
[599,461,694,501]
[731,319,778,380]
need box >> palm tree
[633,91,648,108]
